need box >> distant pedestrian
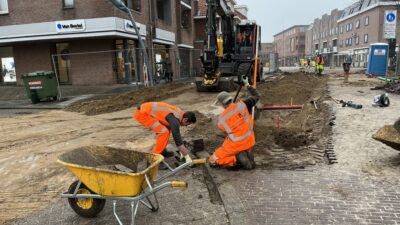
[164,53,173,83]
[315,53,325,76]
[343,54,352,83]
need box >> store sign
[56,20,86,33]
[124,20,140,34]
[384,10,397,39]
[28,80,43,89]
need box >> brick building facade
[0,0,195,85]
[273,25,308,67]
[306,9,343,67]
[305,0,400,68]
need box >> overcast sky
[236,0,357,42]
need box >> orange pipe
[253,57,258,88]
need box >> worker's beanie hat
[215,91,233,104]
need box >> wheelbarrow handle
[170,181,188,188]
[191,159,207,166]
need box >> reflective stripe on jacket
[140,102,184,126]
[218,101,255,150]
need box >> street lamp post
[110,0,153,86]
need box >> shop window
[114,40,137,84]
[0,0,8,14]
[132,0,141,12]
[1,46,15,83]
[124,0,141,12]
[63,0,74,9]
[157,0,172,23]
[55,43,71,84]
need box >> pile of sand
[65,83,192,115]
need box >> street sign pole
[384,10,397,81]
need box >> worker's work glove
[179,152,192,164]
[242,76,250,87]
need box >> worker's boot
[247,151,256,169]
[236,151,253,170]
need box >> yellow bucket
[58,146,164,197]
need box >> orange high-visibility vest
[218,101,255,150]
[140,102,184,126]
[317,56,325,65]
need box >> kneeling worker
[134,102,197,164]
[209,77,261,170]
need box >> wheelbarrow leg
[131,200,140,225]
[140,193,160,212]
[113,200,124,225]
[113,200,140,225]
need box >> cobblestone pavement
[216,167,400,225]
[13,166,229,225]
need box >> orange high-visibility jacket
[140,102,184,126]
[218,101,255,150]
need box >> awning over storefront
[177,44,194,49]
[152,39,175,46]
[0,17,146,45]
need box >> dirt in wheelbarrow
[65,83,193,116]
[186,73,331,170]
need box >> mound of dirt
[395,119,400,133]
[258,73,322,106]
[65,83,192,115]
[373,125,400,151]
[374,81,400,94]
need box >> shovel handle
[171,181,188,188]
[192,159,207,165]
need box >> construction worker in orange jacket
[315,53,325,75]
[134,102,197,164]
[209,76,260,170]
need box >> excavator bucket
[195,76,237,92]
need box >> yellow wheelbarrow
[58,145,205,225]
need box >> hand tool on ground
[310,100,318,110]
[340,100,362,109]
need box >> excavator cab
[236,22,258,59]
[195,0,262,92]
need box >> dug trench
[187,73,332,170]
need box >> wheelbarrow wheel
[67,181,106,218]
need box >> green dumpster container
[21,71,59,104]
